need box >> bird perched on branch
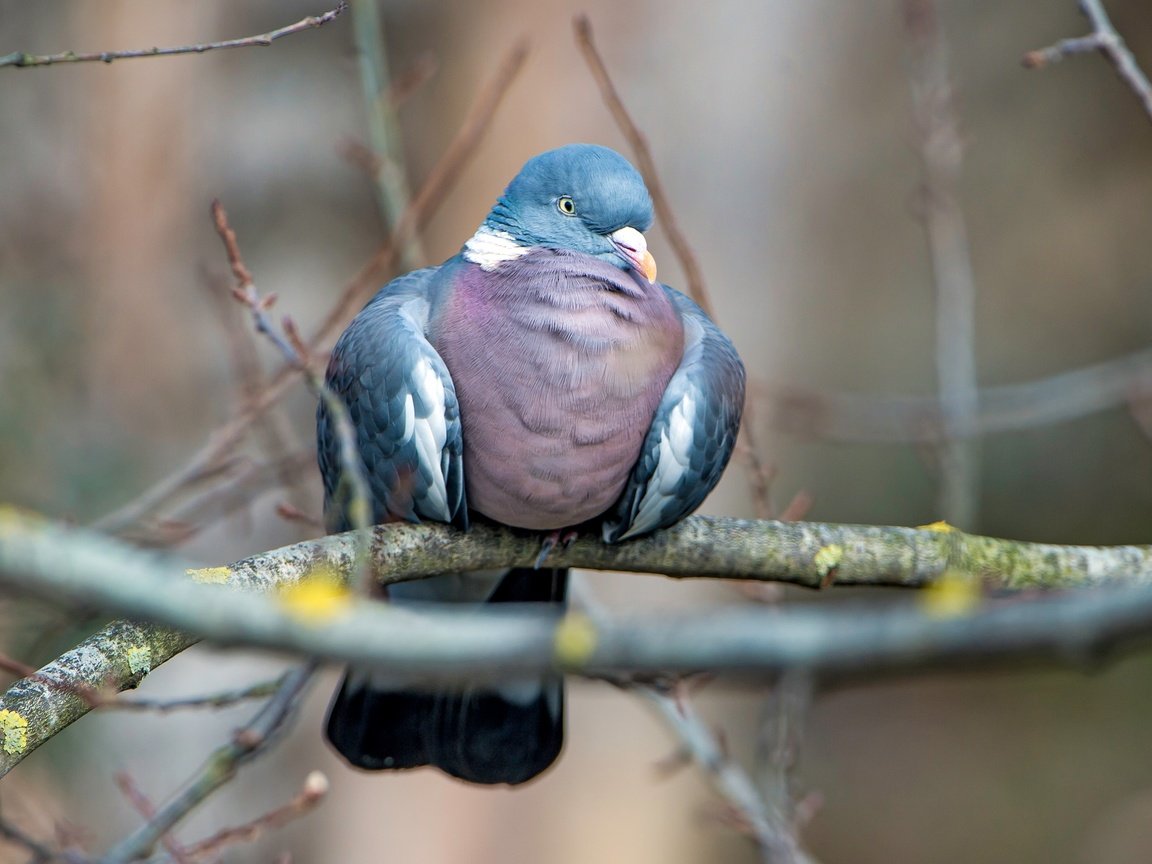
[317,143,745,785]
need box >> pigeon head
[478,144,658,283]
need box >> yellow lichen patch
[553,613,598,666]
[0,709,29,755]
[813,544,844,575]
[920,568,982,618]
[188,566,233,585]
[126,645,153,675]
[0,505,39,538]
[917,520,955,533]
[279,567,351,622]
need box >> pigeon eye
[556,196,576,216]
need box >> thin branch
[0,813,72,864]
[573,15,709,318]
[89,395,293,538]
[573,14,776,517]
[92,39,527,541]
[174,771,327,863]
[644,687,816,864]
[0,652,38,681]
[200,269,310,521]
[755,673,815,829]
[758,344,1152,443]
[102,664,318,864]
[1024,0,1152,124]
[104,676,287,714]
[574,579,814,863]
[350,0,424,269]
[0,4,347,70]
[386,51,438,112]
[118,452,315,549]
[903,0,981,528]
[306,37,529,355]
[211,201,374,589]
[114,773,191,864]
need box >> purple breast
[431,251,684,530]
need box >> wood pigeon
[318,143,745,785]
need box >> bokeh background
[3,1,1152,862]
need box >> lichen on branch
[2,507,1152,778]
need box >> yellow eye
[557,196,576,216]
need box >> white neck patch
[462,225,532,271]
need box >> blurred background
[3,1,1152,861]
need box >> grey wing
[317,267,468,534]
[601,287,746,543]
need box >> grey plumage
[318,268,466,533]
[318,144,745,785]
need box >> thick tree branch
[0,4,347,70]
[0,618,194,778]
[3,510,1152,777]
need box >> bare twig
[1024,0,1152,124]
[210,201,374,590]
[93,39,527,542]
[105,676,287,714]
[574,579,812,859]
[118,452,315,549]
[755,673,815,825]
[0,652,38,681]
[574,15,776,517]
[274,501,324,530]
[0,812,81,864]
[644,686,816,864]
[0,4,347,70]
[115,773,191,864]
[903,0,981,529]
[573,15,710,317]
[177,771,328,862]
[350,0,424,269]
[386,51,438,111]
[91,448,252,538]
[337,52,438,183]
[307,37,530,354]
[102,663,318,864]
[200,269,311,522]
[758,345,1152,443]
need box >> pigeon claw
[534,529,579,569]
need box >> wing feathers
[603,289,745,543]
[318,268,467,532]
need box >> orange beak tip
[641,250,658,284]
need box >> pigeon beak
[610,226,658,284]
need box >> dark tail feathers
[325,567,567,785]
